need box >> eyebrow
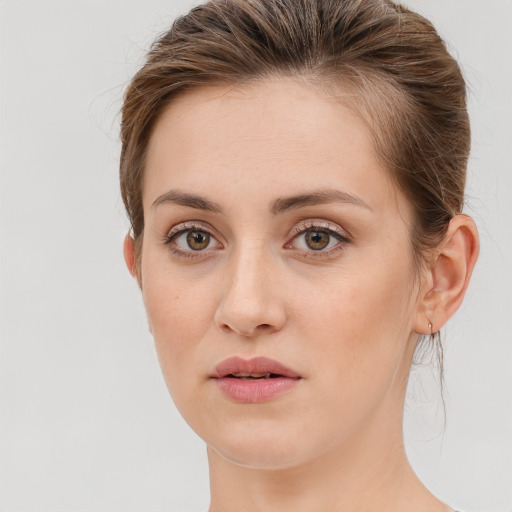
[151,188,372,214]
[151,190,223,213]
[270,189,372,214]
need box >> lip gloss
[214,375,300,403]
[211,356,302,403]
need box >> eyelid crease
[165,220,218,241]
[163,219,350,243]
[287,219,352,241]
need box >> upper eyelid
[166,220,218,239]
[288,220,351,240]
[163,219,350,248]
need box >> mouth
[226,372,283,380]
[212,356,301,380]
[211,356,302,403]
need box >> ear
[123,233,142,289]
[414,214,479,334]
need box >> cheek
[294,250,416,375]
[286,259,416,438]
[141,265,216,375]
[301,265,412,330]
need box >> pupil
[305,230,329,250]
[187,231,210,250]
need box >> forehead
[143,78,410,219]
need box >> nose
[214,243,287,338]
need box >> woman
[120,0,479,510]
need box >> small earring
[428,321,433,334]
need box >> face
[137,78,423,469]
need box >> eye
[294,228,340,251]
[285,221,350,256]
[165,222,223,256]
[303,230,333,250]
[178,230,213,251]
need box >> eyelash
[285,220,351,259]
[164,220,351,260]
[164,221,222,260]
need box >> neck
[207,386,451,512]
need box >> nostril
[220,323,232,333]
[219,322,273,337]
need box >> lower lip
[213,376,300,403]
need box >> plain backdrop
[0,0,511,511]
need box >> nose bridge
[233,237,267,287]
[215,237,286,336]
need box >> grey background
[0,0,511,511]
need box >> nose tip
[215,295,286,338]
[214,254,287,338]
[217,318,278,338]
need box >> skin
[123,78,479,512]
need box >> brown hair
[119,0,470,366]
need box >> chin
[202,417,323,471]
[211,441,309,471]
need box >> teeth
[231,372,271,379]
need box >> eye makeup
[164,220,223,260]
[284,219,351,260]
[162,217,351,262]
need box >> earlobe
[123,233,136,276]
[123,233,142,288]
[414,215,479,333]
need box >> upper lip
[212,356,301,379]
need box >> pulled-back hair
[120,0,470,365]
